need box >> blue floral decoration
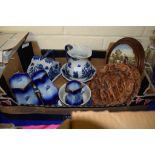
[68,62,72,68]
[27,56,61,82]
[73,71,78,78]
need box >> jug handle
[65,44,73,60]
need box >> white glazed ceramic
[59,83,91,107]
[67,44,92,59]
[27,54,61,82]
[63,44,96,81]
[61,63,96,82]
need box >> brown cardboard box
[0,31,29,84]
[59,111,155,129]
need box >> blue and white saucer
[61,63,96,83]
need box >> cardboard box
[59,111,155,129]
[0,37,154,128]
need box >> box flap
[59,111,155,129]
[0,32,28,51]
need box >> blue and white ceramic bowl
[59,82,91,107]
[27,54,61,82]
[61,63,96,82]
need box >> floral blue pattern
[63,44,96,82]
[27,54,61,82]
[61,63,96,83]
[73,71,79,78]
[68,62,71,68]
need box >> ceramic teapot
[65,44,94,80]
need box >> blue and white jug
[65,44,93,79]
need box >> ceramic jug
[65,44,93,79]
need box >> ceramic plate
[108,44,136,66]
[58,83,91,107]
[61,63,96,83]
[107,37,145,74]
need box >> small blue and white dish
[61,63,96,83]
[62,44,96,82]
[27,51,61,82]
[9,73,40,105]
[59,80,91,107]
[31,69,59,105]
